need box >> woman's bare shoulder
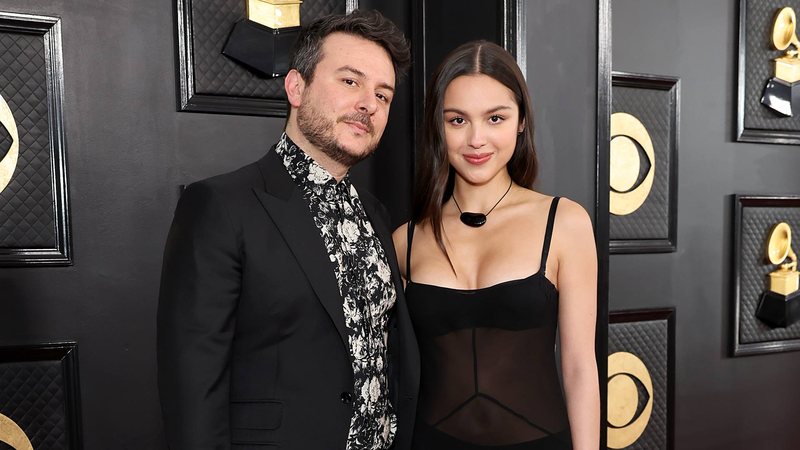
[392,222,411,276]
[552,197,592,232]
[392,222,410,255]
[549,197,596,262]
[513,191,593,238]
[512,188,574,213]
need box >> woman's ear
[284,69,306,108]
[518,118,526,135]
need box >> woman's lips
[463,153,492,165]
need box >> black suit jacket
[157,147,420,450]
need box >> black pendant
[460,212,487,227]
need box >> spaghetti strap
[406,221,416,282]
[540,197,560,276]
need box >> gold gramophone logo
[761,7,800,116]
[765,222,798,293]
[0,412,33,450]
[247,0,302,29]
[607,351,654,449]
[0,91,19,195]
[610,112,655,216]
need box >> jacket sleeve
[157,181,242,450]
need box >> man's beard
[296,102,378,168]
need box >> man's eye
[344,79,356,86]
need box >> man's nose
[356,92,378,115]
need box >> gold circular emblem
[0,92,19,194]
[607,373,638,427]
[610,113,655,216]
[607,351,654,449]
[0,413,33,450]
[609,136,640,193]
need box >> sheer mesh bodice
[405,198,571,450]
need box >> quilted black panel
[610,85,673,240]
[0,360,67,450]
[0,118,11,160]
[0,30,55,248]
[608,318,670,450]
[190,0,346,98]
[738,205,800,343]
[742,0,800,131]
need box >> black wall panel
[612,0,800,448]
[527,1,598,209]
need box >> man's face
[295,32,396,168]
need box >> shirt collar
[275,132,352,196]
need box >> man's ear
[284,69,305,108]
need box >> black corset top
[404,197,571,449]
[406,271,558,337]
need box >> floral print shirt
[275,134,397,450]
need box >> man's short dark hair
[290,9,411,83]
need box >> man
[157,10,419,450]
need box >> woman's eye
[489,115,504,123]
[449,117,465,125]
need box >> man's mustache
[338,113,374,135]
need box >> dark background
[5,0,799,449]
[421,0,501,84]
[612,0,800,449]
[0,1,599,449]
[6,0,797,449]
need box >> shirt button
[340,392,353,404]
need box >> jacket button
[340,392,353,404]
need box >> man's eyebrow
[336,65,367,78]
[336,66,395,93]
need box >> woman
[393,41,599,450]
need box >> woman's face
[443,74,522,186]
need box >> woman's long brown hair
[412,40,538,267]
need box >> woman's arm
[553,198,600,450]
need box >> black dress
[405,197,572,450]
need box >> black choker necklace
[452,180,513,227]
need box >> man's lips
[463,153,492,165]
[344,121,371,134]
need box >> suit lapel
[360,191,421,402]
[252,150,350,352]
